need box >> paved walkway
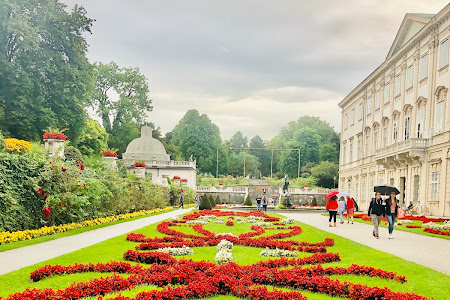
[0,208,192,275]
[281,212,450,275]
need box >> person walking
[386,192,399,239]
[338,196,346,224]
[179,191,184,209]
[346,196,355,224]
[194,194,200,209]
[368,192,385,239]
[256,196,262,212]
[326,195,339,227]
[262,196,268,212]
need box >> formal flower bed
[423,228,450,236]
[157,245,194,256]
[406,225,422,229]
[2,210,434,300]
[260,247,299,257]
[0,207,172,245]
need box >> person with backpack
[179,190,185,209]
[338,196,346,224]
[368,192,385,239]
[346,196,355,224]
[262,196,268,212]
[326,195,339,227]
[256,196,262,212]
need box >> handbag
[397,207,405,219]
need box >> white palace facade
[339,5,450,217]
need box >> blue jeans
[339,211,344,221]
[387,214,396,234]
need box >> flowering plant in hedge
[281,217,294,225]
[43,130,67,141]
[133,161,146,168]
[260,247,299,257]
[4,138,32,153]
[101,149,118,157]
[157,245,194,256]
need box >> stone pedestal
[174,179,181,186]
[102,156,118,166]
[44,139,64,157]
[135,167,146,179]
[280,193,293,208]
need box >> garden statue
[282,174,289,194]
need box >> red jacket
[347,198,354,209]
[326,199,338,210]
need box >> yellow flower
[0,206,172,245]
[4,138,32,153]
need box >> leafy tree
[199,195,212,210]
[0,0,94,141]
[75,118,108,156]
[0,130,4,150]
[107,121,140,155]
[249,135,271,177]
[311,161,339,188]
[90,62,152,134]
[319,143,339,163]
[229,131,248,148]
[171,110,222,173]
[227,151,260,177]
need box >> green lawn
[0,207,176,253]
[0,213,448,299]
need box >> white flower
[186,220,209,225]
[255,222,273,227]
[423,221,450,230]
[281,218,294,225]
[170,216,180,221]
[214,218,224,224]
[157,245,194,256]
[214,249,233,265]
[259,247,299,257]
[247,216,265,223]
[235,217,246,224]
[216,232,236,238]
[217,239,234,251]
[198,215,217,221]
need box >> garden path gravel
[282,212,450,275]
[0,208,192,275]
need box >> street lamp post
[333,176,337,189]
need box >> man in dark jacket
[368,192,385,239]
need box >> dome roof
[123,127,170,161]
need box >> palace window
[430,172,439,201]
[355,181,359,202]
[435,100,444,134]
[417,109,424,138]
[344,113,348,130]
[349,141,353,162]
[357,138,361,160]
[383,125,388,148]
[439,39,448,69]
[373,131,378,153]
[375,90,380,109]
[393,122,399,143]
[384,83,390,104]
[395,74,401,97]
[361,181,366,202]
[343,145,347,164]
[420,53,428,80]
[367,96,372,115]
[404,116,410,140]
[406,65,413,89]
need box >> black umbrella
[374,185,400,196]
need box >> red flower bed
[43,131,67,141]
[406,225,422,229]
[101,149,118,157]
[2,210,432,300]
[423,228,450,236]
[226,220,234,226]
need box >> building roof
[124,126,169,160]
[386,13,434,60]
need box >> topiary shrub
[209,195,215,208]
[244,195,252,206]
[199,195,212,210]
[215,195,221,205]
[311,197,317,206]
[64,146,83,162]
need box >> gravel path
[0,208,192,275]
[281,212,450,275]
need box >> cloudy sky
[63,0,448,141]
